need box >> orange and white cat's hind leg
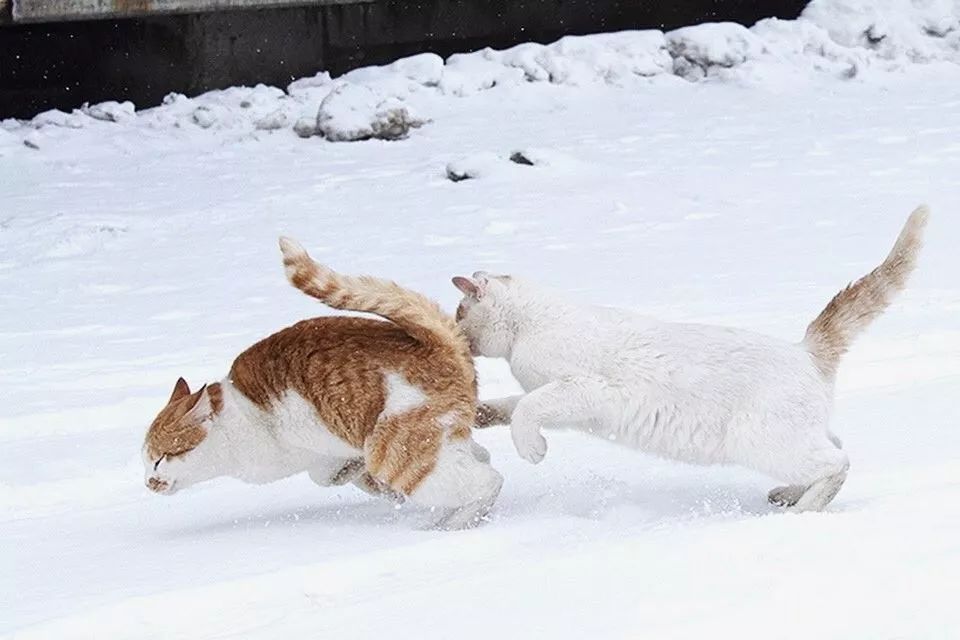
[366,410,503,530]
[352,471,406,504]
[308,457,404,503]
[413,435,503,530]
[308,457,366,487]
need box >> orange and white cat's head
[142,378,226,495]
[452,271,520,359]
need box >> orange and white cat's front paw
[511,421,547,464]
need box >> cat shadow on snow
[160,492,408,539]
[161,467,790,540]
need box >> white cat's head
[142,378,230,495]
[452,271,520,359]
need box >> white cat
[453,207,928,512]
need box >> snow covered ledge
[2,0,959,148]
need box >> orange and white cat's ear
[184,384,222,420]
[452,276,485,299]
[180,384,209,416]
[169,377,191,404]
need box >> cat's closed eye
[153,456,166,471]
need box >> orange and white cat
[143,238,503,529]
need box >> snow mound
[803,0,960,62]
[439,52,527,96]
[81,101,135,123]
[446,152,506,181]
[508,148,583,171]
[748,17,866,78]
[0,127,17,156]
[667,23,767,80]
[316,83,428,142]
[440,31,671,95]
[446,147,583,181]
[500,31,673,86]
[149,85,293,132]
[31,108,87,129]
[292,116,319,138]
[254,109,289,131]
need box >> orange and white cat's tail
[278,236,473,365]
[803,205,929,380]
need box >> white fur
[456,276,850,512]
[143,383,361,493]
[379,372,428,419]
[436,410,459,430]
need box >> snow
[3,1,960,638]
[667,23,767,81]
[803,0,960,59]
[81,101,136,124]
[316,83,428,142]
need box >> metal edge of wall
[9,0,369,23]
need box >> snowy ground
[4,7,960,639]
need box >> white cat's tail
[278,237,474,372]
[803,205,929,380]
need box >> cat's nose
[147,477,169,493]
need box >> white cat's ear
[169,377,191,403]
[452,276,484,299]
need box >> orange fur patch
[145,383,223,460]
[228,316,476,493]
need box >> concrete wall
[0,0,809,119]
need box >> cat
[143,237,503,529]
[452,206,928,512]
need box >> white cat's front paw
[511,422,547,464]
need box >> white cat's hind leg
[769,442,849,512]
[768,484,806,507]
[789,458,849,513]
